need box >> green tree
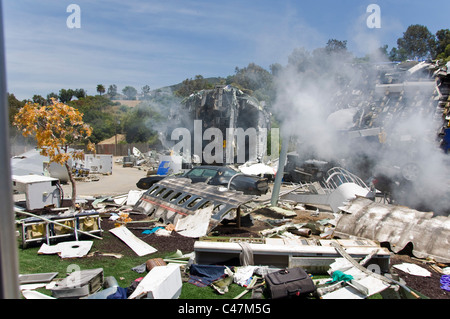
[96,84,106,95]
[46,92,58,104]
[325,39,348,53]
[32,94,47,105]
[59,88,74,103]
[69,95,121,144]
[232,63,273,93]
[174,75,214,97]
[389,47,408,62]
[269,63,283,76]
[287,47,311,72]
[122,104,163,143]
[73,88,86,100]
[122,86,137,100]
[397,24,435,60]
[107,84,118,99]
[8,93,25,126]
[434,29,450,60]
[141,85,151,100]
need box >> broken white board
[393,263,431,277]
[128,264,182,299]
[109,226,157,256]
[38,241,93,258]
[22,290,56,299]
[126,190,145,206]
[113,194,128,205]
[175,205,214,238]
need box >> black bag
[265,267,315,299]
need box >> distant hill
[98,134,126,145]
[156,76,226,93]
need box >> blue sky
[2,0,449,100]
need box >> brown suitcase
[145,258,167,272]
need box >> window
[202,169,217,177]
[162,190,173,199]
[222,169,236,177]
[186,169,204,177]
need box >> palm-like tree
[96,84,106,95]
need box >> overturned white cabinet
[12,174,61,210]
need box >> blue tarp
[157,161,170,175]
[188,264,227,287]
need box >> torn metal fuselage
[134,177,256,236]
[335,197,450,264]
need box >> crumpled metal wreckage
[335,197,450,264]
[134,177,256,238]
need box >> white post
[0,0,20,298]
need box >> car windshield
[221,167,237,177]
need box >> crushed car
[136,165,269,196]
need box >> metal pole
[270,133,288,207]
[0,0,20,298]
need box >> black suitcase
[265,267,315,299]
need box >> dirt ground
[75,160,450,299]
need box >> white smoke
[272,47,450,215]
[272,47,366,161]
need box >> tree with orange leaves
[14,98,95,209]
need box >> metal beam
[0,0,20,299]
[270,133,288,207]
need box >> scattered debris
[281,167,374,213]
